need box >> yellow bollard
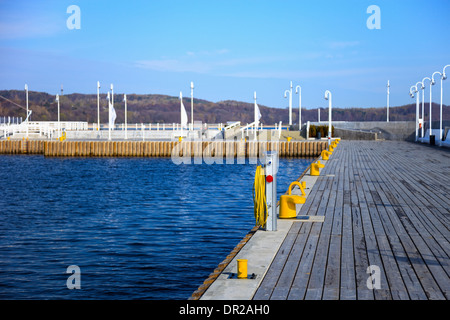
[287,137,292,142]
[328,145,334,153]
[310,163,320,176]
[321,149,330,160]
[301,181,306,189]
[178,136,183,142]
[279,181,307,219]
[237,259,248,279]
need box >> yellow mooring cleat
[279,181,306,219]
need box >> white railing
[26,121,89,131]
[1,121,88,139]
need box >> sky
[1,0,450,111]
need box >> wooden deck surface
[253,141,450,300]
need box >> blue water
[0,155,313,300]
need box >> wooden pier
[253,141,450,300]
[0,140,328,158]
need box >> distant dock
[195,140,450,300]
[0,140,328,158]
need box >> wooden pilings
[0,140,328,158]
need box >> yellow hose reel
[253,165,268,228]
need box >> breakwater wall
[0,140,328,158]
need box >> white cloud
[135,54,282,74]
[223,67,391,79]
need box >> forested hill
[0,90,448,124]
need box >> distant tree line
[0,90,449,125]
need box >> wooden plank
[269,223,310,300]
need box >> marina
[1,2,449,306]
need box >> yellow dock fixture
[310,162,321,176]
[237,259,248,279]
[321,150,331,160]
[301,181,306,189]
[279,181,306,219]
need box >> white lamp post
[123,94,127,140]
[25,84,29,139]
[56,94,60,138]
[421,77,432,141]
[295,85,302,130]
[190,81,194,131]
[107,92,111,140]
[431,71,442,140]
[284,81,293,126]
[416,81,423,139]
[97,81,100,131]
[442,65,450,146]
[110,84,114,141]
[410,85,419,142]
[324,90,332,145]
[387,80,390,122]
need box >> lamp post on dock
[190,82,194,131]
[421,77,431,141]
[295,85,302,130]
[430,71,442,139]
[387,80,390,122]
[107,92,111,140]
[410,85,419,142]
[25,84,29,139]
[415,81,423,139]
[442,65,450,146]
[110,84,114,141]
[284,81,293,126]
[97,81,100,131]
[124,94,127,140]
[422,77,433,140]
[56,94,60,139]
[324,90,332,145]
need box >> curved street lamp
[415,81,422,140]
[387,80,390,122]
[56,94,60,138]
[420,77,431,140]
[190,82,194,131]
[284,81,293,126]
[441,65,450,145]
[295,85,302,130]
[410,85,419,142]
[431,71,442,141]
[97,81,100,131]
[422,77,433,141]
[324,90,332,145]
[123,94,127,140]
[25,84,29,139]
